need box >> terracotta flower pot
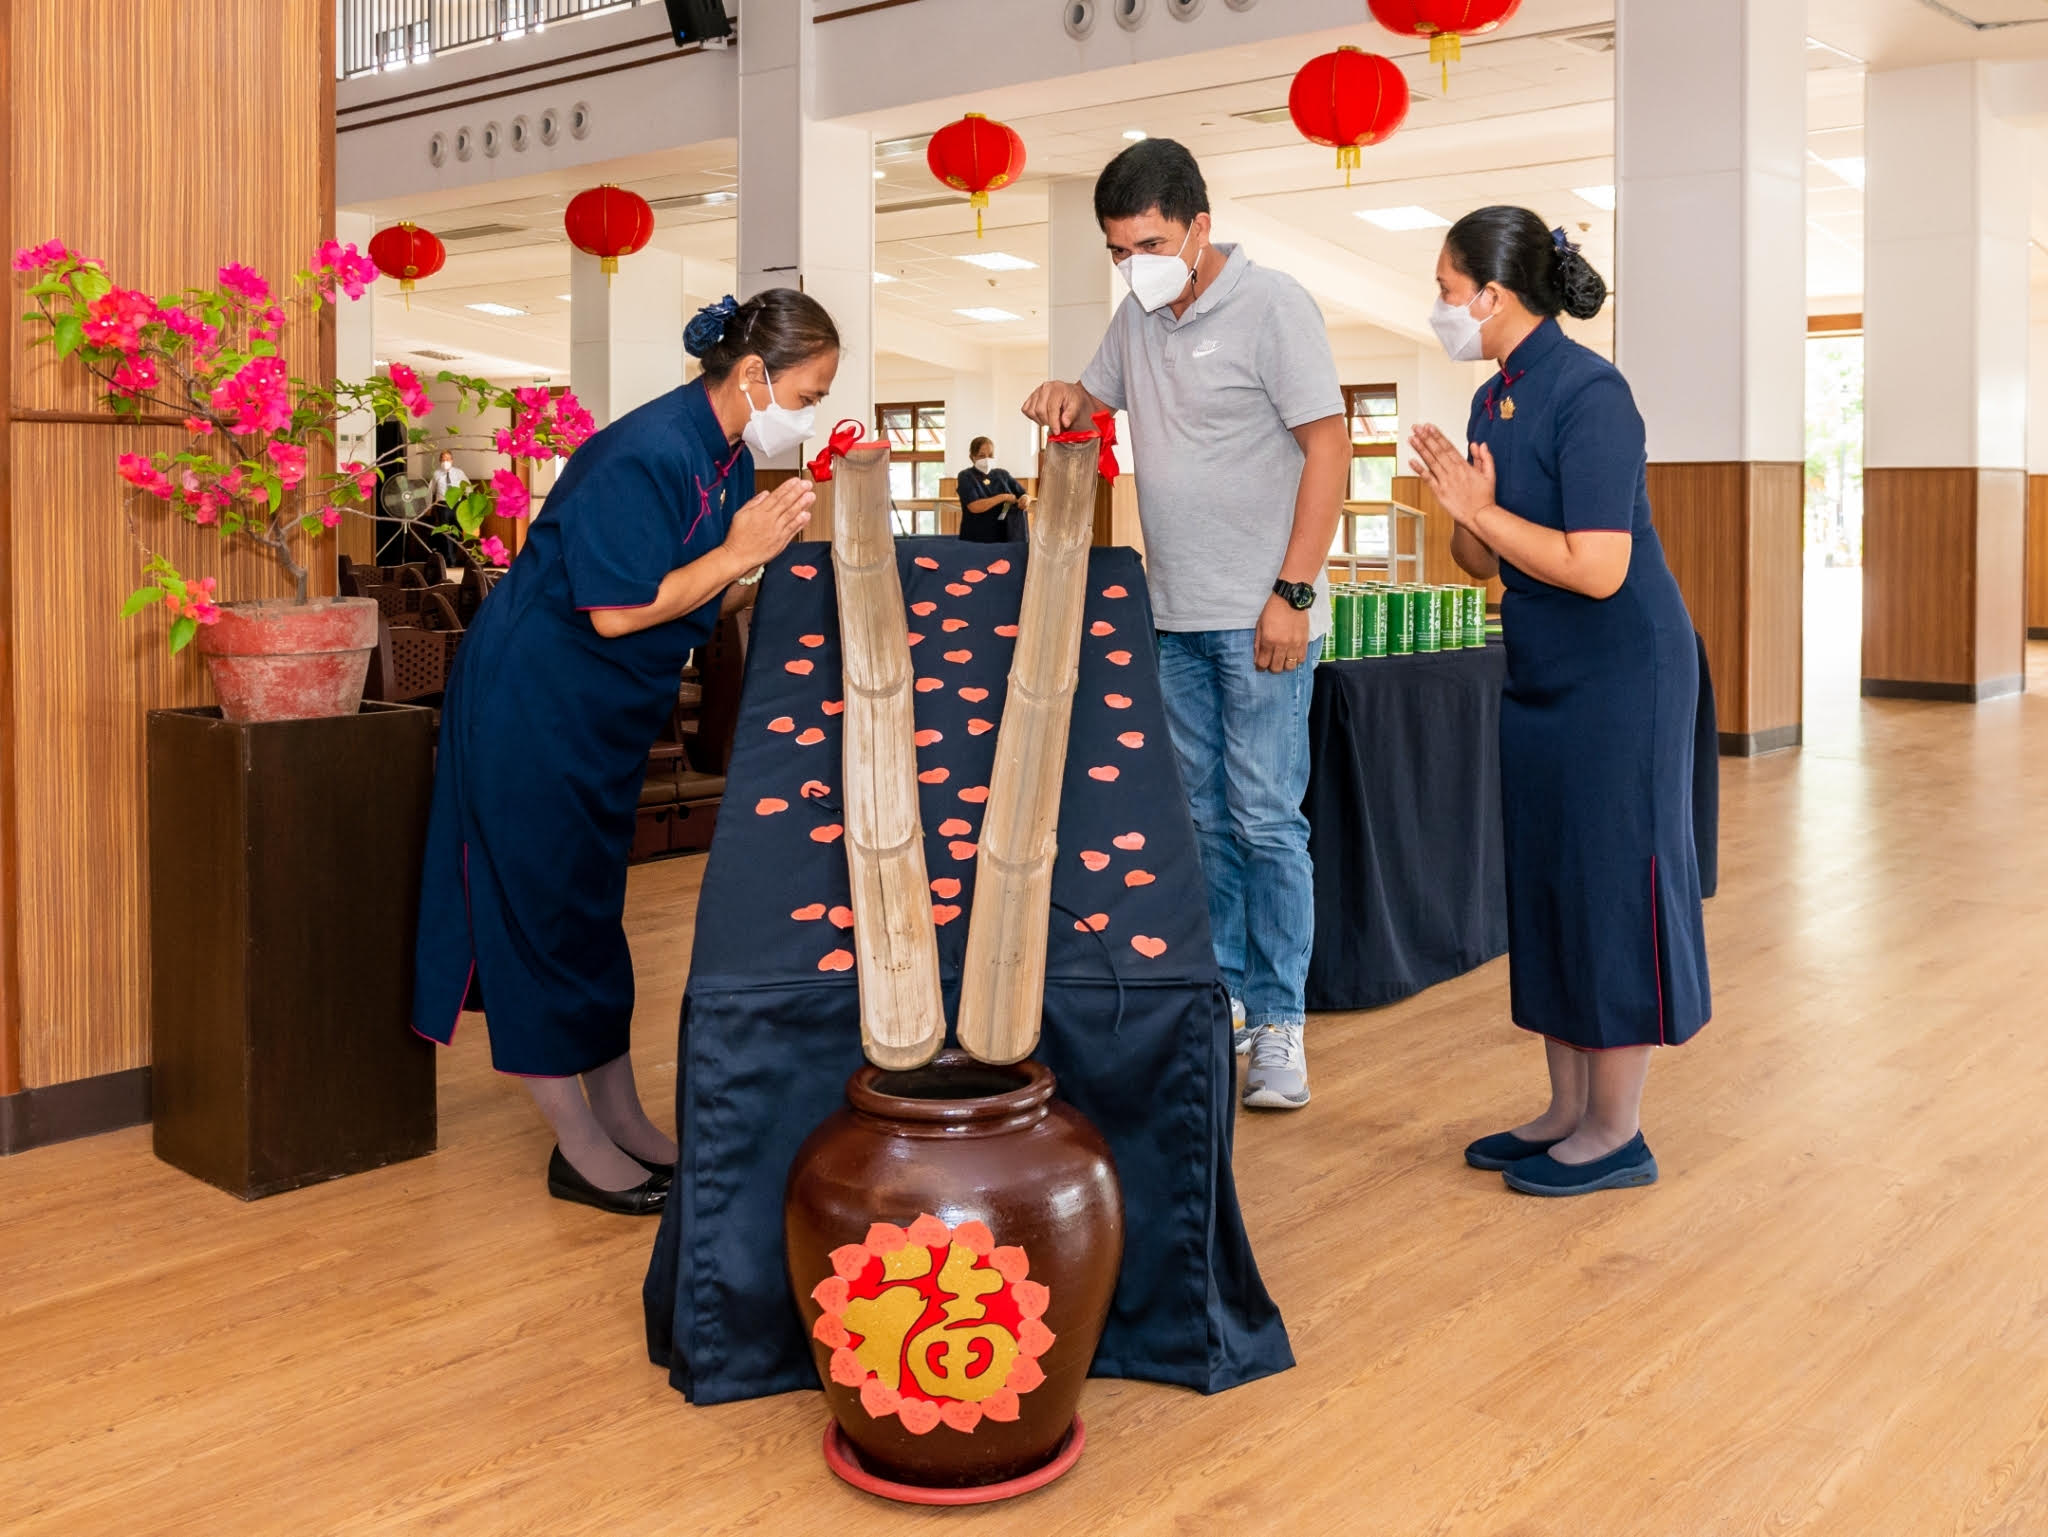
[785,1051,1124,1491]
[196,597,379,723]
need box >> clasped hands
[1406,424,1497,537]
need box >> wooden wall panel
[3,0,334,1092]
[1863,468,1980,691]
[1744,464,1805,739]
[2026,476,2048,637]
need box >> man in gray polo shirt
[1024,138,1347,1110]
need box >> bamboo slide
[956,438,1102,1065]
[831,446,947,1069]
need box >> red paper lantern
[1288,47,1410,185]
[926,113,1027,238]
[1369,0,1522,91]
[367,222,446,306]
[564,184,655,281]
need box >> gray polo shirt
[1082,244,1343,637]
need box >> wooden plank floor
[6,585,2046,1535]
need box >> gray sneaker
[1242,1024,1309,1110]
[1230,996,1251,1056]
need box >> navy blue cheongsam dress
[412,378,751,1077]
[1468,319,1711,1050]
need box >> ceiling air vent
[1556,25,1615,54]
[646,190,737,211]
[437,221,526,242]
[411,349,463,362]
[880,194,967,214]
[1232,105,1295,126]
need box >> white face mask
[1430,289,1499,364]
[741,368,816,460]
[1120,226,1200,313]
[973,457,993,475]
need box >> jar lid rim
[848,1050,1055,1123]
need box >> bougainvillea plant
[14,239,595,651]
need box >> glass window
[1347,386,1399,446]
[878,400,947,507]
[1348,457,1396,502]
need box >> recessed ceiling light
[555,293,572,301]
[1355,206,1450,232]
[874,169,887,180]
[1572,185,1616,211]
[466,301,527,317]
[873,271,899,284]
[1123,129,1147,141]
[955,306,1021,323]
[955,251,1038,272]
[1822,156,1865,188]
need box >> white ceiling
[348,0,2048,382]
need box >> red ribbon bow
[806,419,867,482]
[1048,409,1119,483]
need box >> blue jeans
[1155,629,1317,1029]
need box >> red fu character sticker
[810,1212,1054,1435]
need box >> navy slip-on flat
[1502,1132,1659,1196]
[1464,1130,1566,1171]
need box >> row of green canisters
[1320,583,1492,662]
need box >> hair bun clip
[1551,226,1581,256]
[684,294,741,359]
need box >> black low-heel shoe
[1464,1130,1566,1171]
[1503,1133,1658,1196]
[628,1151,676,1181]
[546,1146,669,1215]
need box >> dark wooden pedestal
[147,703,438,1199]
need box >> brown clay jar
[784,1050,1125,1489]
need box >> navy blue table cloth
[1303,630,1718,1013]
[643,539,1293,1407]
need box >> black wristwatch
[1273,578,1316,612]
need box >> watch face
[1278,581,1315,610]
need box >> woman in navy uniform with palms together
[1407,207,1710,1197]
[412,289,840,1215]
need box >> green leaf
[120,586,165,619]
[52,313,84,357]
[249,341,277,358]
[26,278,66,297]
[167,615,199,655]
[73,266,111,302]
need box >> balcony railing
[337,0,655,80]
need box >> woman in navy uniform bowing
[1407,208,1710,1197]
[413,290,839,1214]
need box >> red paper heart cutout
[1131,935,1167,958]
[1089,765,1121,782]
[811,824,844,844]
[1114,832,1146,850]
[785,659,814,676]
[790,564,817,580]
[756,798,788,815]
[792,903,826,921]
[1125,869,1155,887]
[931,877,962,898]
[1080,850,1110,871]
[767,716,795,734]
[818,949,855,972]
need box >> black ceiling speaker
[664,0,732,46]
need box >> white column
[1616,0,1806,465]
[1047,176,1127,473]
[1865,64,2029,473]
[1614,0,1807,753]
[737,0,874,466]
[1860,62,2030,699]
[334,210,377,463]
[570,245,685,431]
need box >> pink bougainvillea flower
[208,356,291,435]
[81,287,156,351]
[250,304,289,341]
[11,238,69,272]
[191,489,226,526]
[110,354,159,398]
[175,576,222,626]
[479,535,511,567]
[386,360,433,419]
[183,416,215,436]
[116,452,172,499]
[217,262,270,303]
[553,391,595,449]
[342,460,376,498]
[157,305,221,358]
[513,385,552,413]
[319,505,343,529]
[266,440,308,489]
[490,468,530,519]
[311,240,379,302]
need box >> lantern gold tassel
[1337,144,1361,187]
[1429,30,1460,93]
[602,254,618,285]
[971,189,989,239]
